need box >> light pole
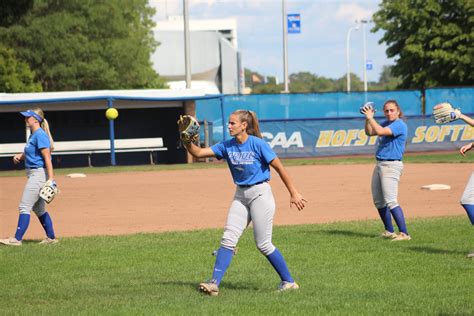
[282,0,289,93]
[360,19,369,92]
[183,0,191,89]
[346,24,359,93]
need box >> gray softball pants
[220,182,276,256]
[461,172,474,204]
[371,161,403,210]
[19,168,47,217]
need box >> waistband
[26,167,44,170]
[237,180,268,188]
[376,159,402,162]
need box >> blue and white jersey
[376,119,408,161]
[24,128,50,168]
[211,135,277,185]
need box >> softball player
[182,110,307,296]
[0,108,58,246]
[457,113,474,258]
[361,100,411,241]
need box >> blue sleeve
[37,132,50,149]
[211,142,226,160]
[259,139,277,164]
[388,120,407,137]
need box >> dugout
[0,90,222,170]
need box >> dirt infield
[0,163,472,239]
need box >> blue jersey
[211,135,277,185]
[376,119,407,160]
[24,128,51,168]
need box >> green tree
[333,73,364,92]
[373,0,474,88]
[244,68,265,89]
[0,0,166,91]
[0,45,42,92]
[0,0,33,27]
[244,68,398,94]
[266,76,278,85]
[370,65,402,90]
[289,72,333,92]
[252,83,282,94]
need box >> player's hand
[460,142,473,156]
[290,192,307,211]
[13,153,22,164]
[362,107,375,119]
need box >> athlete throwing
[178,110,307,296]
[0,108,58,246]
[433,103,474,258]
[361,100,411,241]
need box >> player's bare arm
[362,107,393,136]
[270,157,307,211]
[184,142,216,159]
[364,118,376,136]
[41,147,54,180]
[459,114,474,127]
[460,142,473,157]
[13,152,25,164]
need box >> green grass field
[1,217,472,315]
[1,151,472,177]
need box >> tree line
[0,0,471,93]
[245,65,401,94]
[0,0,165,93]
[245,0,472,94]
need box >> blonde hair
[233,110,262,138]
[31,107,55,151]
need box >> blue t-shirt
[24,128,51,168]
[211,135,277,185]
[375,119,407,160]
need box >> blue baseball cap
[20,110,43,123]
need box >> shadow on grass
[407,246,468,255]
[157,280,259,291]
[320,230,376,239]
[22,239,46,244]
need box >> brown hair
[383,99,404,119]
[233,110,262,138]
[31,107,55,151]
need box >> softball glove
[177,115,200,145]
[432,102,461,124]
[40,180,58,204]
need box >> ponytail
[32,107,55,151]
[234,109,262,138]
[41,118,55,151]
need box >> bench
[0,138,168,166]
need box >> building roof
[0,89,221,105]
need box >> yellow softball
[105,108,119,120]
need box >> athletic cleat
[198,279,219,296]
[391,232,411,241]
[467,251,474,258]
[381,231,398,239]
[278,281,300,292]
[39,238,59,245]
[0,237,22,246]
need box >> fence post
[204,120,209,163]
[107,98,116,166]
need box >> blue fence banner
[258,116,473,158]
[196,90,423,142]
[425,87,474,114]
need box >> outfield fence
[196,87,474,157]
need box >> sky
[150,0,393,82]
